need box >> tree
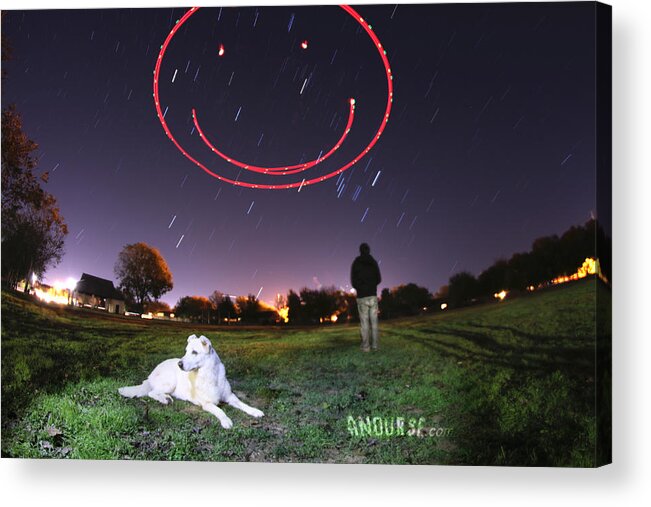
[1,106,68,289]
[505,251,534,290]
[299,286,340,323]
[175,296,212,323]
[219,296,238,323]
[478,259,510,296]
[558,223,590,273]
[114,243,173,312]
[2,211,67,289]
[379,287,394,320]
[209,290,225,323]
[236,294,263,324]
[338,291,359,323]
[529,235,562,285]
[379,283,431,319]
[209,290,238,323]
[448,271,479,308]
[395,283,431,315]
[287,289,303,325]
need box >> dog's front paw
[250,408,264,418]
[220,417,234,429]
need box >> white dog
[118,334,264,429]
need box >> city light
[494,290,508,301]
[33,285,69,305]
[277,306,289,323]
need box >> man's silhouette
[350,243,382,352]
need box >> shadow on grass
[388,325,596,466]
[395,325,594,378]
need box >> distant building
[73,273,125,314]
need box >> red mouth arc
[191,98,355,176]
[153,5,394,190]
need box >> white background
[1,0,649,505]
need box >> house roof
[75,273,125,301]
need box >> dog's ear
[199,335,211,350]
[187,334,197,343]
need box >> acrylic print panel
[0,2,611,466]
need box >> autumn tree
[1,107,68,289]
[114,243,173,311]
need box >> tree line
[444,218,611,308]
[169,287,357,325]
[377,218,611,315]
[282,218,610,322]
[172,292,275,325]
[4,205,608,325]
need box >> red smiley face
[153,5,393,190]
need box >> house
[73,273,125,314]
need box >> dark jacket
[351,253,382,298]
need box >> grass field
[1,279,607,466]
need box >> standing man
[351,243,382,352]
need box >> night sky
[1,2,598,306]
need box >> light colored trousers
[357,296,379,351]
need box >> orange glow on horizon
[551,257,607,285]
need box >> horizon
[32,215,596,308]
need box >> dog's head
[178,334,214,372]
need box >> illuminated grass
[1,279,605,465]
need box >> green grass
[1,279,606,465]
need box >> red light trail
[191,98,355,176]
[153,5,393,190]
